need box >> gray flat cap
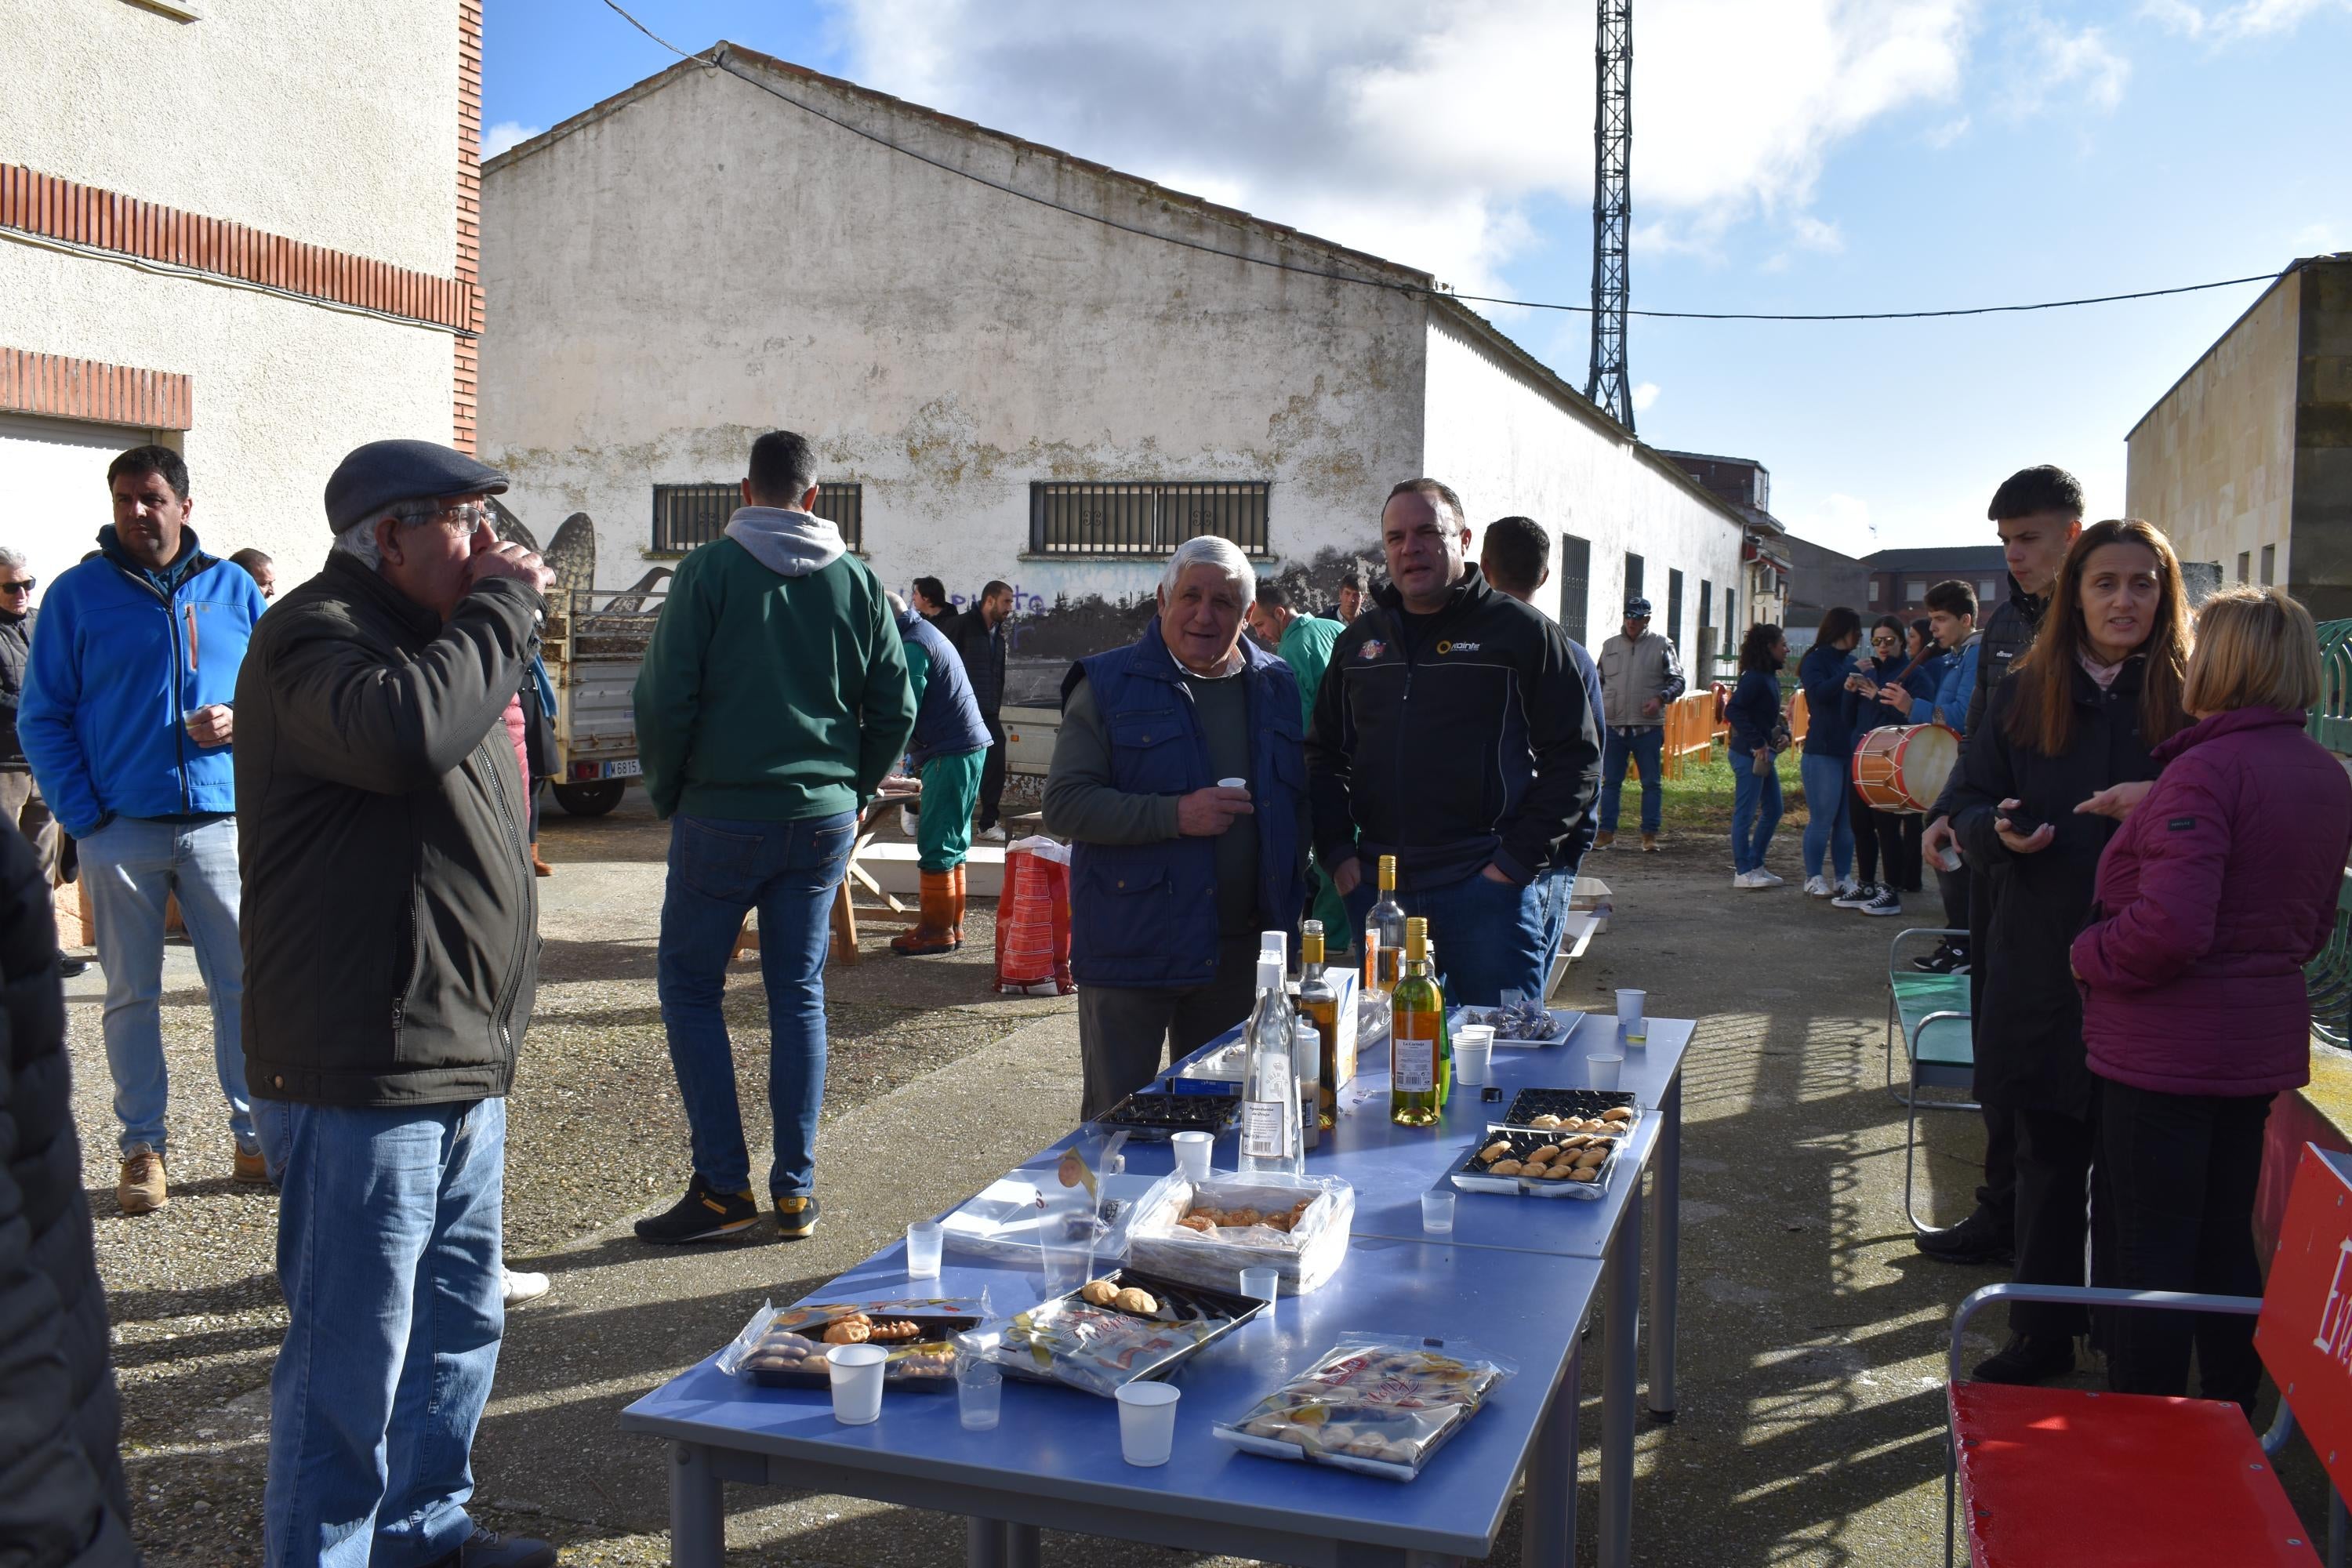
[325,439,508,534]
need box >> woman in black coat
[1945,518,2190,1386]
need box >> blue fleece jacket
[1906,637,1980,734]
[20,527,265,836]
[1846,652,1939,740]
[1726,667,1784,755]
[1798,644,1860,758]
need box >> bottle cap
[1301,919,1323,937]
[1258,956,1284,991]
[1259,931,1287,967]
[1405,916,1428,961]
[1380,853,1397,883]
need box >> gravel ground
[71,786,2341,1565]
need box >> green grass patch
[1658,740,1813,836]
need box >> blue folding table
[622,1011,1693,1568]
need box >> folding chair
[1888,927,1976,1236]
[1942,1144,2352,1568]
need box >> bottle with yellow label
[1298,920,1340,1131]
[1367,855,1406,993]
[1389,917,1443,1127]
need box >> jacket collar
[1370,561,1492,620]
[2151,703,2307,764]
[325,550,442,638]
[1127,614,1272,684]
[98,523,212,594]
[2006,572,2048,627]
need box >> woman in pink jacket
[2071,588,2352,1411]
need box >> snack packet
[1212,1334,1514,1480]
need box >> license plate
[604,758,641,779]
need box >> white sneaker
[902,809,919,833]
[1733,870,1756,888]
[1804,875,1833,898]
[981,824,1008,842]
[1751,869,1785,887]
[1733,869,1773,889]
[501,1268,550,1305]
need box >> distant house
[1655,450,1794,673]
[1860,546,2010,618]
[480,44,1757,702]
[2128,254,2352,619]
[1781,535,1871,637]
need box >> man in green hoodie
[632,430,915,1244]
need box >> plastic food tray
[1497,1088,1639,1128]
[972,1267,1268,1397]
[1448,1123,1627,1201]
[741,1310,978,1393]
[1126,1174,1355,1297]
[1094,1091,1242,1139]
[1448,1006,1584,1048]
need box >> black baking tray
[741,1310,979,1393]
[989,1265,1269,1390]
[1450,1124,1626,1200]
[1499,1089,1639,1129]
[1094,1091,1242,1140]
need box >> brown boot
[946,863,968,947]
[118,1145,169,1214]
[891,869,960,955]
[530,842,554,877]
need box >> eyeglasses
[0,579,33,596]
[399,500,489,536]
[1871,633,1898,645]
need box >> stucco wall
[10,0,459,276]
[1418,310,1748,668]
[480,57,1427,662]
[2128,271,2299,590]
[0,243,455,598]
[2288,261,2352,622]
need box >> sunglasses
[0,579,33,596]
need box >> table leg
[1648,1072,1682,1420]
[1005,1522,1041,1567]
[669,1442,726,1568]
[1522,1341,1581,1568]
[966,1518,1006,1568]
[1599,1201,1642,1568]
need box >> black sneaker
[633,1174,759,1243]
[1860,887,1904,917]
[1912,940,1970,975]
[1831,880,1879,909]
[56,951,88,978]
[1971,1334,2075,1385]
[426,1527,557,1568]
[775,1192,820,1240]
[1915,1204,2015,1265]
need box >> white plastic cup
[1422,1189,1457,1234]
[956,1352,1002,1432]
[827,1344,889,1425]
[1217,777,1248,791]
[1116,1381,1182,1466]
[1617,988,1650,1047]
[1240,1266,1279,1303]
[907,1220,944,1279]
[1171,1131,1213,1184]
[1588,1051,1624,1091]
[1454,1025,1494,1087]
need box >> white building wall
[1419,310,1748,669]
[480,57,1427,636]
[0,244,455,596]
[9,0,459,275]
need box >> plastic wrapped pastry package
[1126,1174,1355,1296]
[1212,1334,1515,1481]
[938,1163,1180,1267]
[717,1296,986,1389]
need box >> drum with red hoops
[1851,723,1959,815]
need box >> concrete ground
[75,780,2339,1565]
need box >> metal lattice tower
[1585,0,1634,430]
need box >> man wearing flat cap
[1595,595,1684,851]
[238,438,561,1568]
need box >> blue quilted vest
[1065,620,1307,989]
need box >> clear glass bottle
[1389,918,1443,1127]
[1368,855,1407,993]
[1297,920,1340,1131]
[1240,956,1304,1176]
[1294,1020,1323,1152]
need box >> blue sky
[484,0,2350,559]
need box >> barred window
[1029,481,1269,557]
[652,481,863,553]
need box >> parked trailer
[543,581,666,816]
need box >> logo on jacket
[1436,641,1480,655]
[1358,640,1387,660]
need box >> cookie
[1489,1160,1524,1176]
[1080,1279,1120,1306]
[822,1320,872,1345]
[1569,1165,1601,1182]
[1530,1113,1564,1130]
[1112,1287,1159,1315]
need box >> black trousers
[2099,1080,2273,1410]
[1935,862,1970,941]
[1075,934,1261,1119]
[1850,786,1922,891]
[977,713,1007,829]
[2009,1100,2098,1338]
[1976,1102,2016,1227]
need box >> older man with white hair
[1044,535,1310,1117]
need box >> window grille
[1557,533,1591,644]
[1029,481,1269,557]
[653,481,863,553]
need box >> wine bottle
[1425,937,1453,1109]
[1368,855,1406,993]
[1390,917,1443,1127]
[1294,1020,1323,1152]
[1240,956,1304,1175]
[1298,920,1339,1131]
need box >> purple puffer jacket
[2072,706,2352,1096]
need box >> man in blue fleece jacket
[20,445,268,1215]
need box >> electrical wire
[595,0,2290,325]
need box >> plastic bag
[965,1269,1261,1397]
[1126,1174,1355,1295]
[995,837,1073,994]
[1213,1334,1515,1480]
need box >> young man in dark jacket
[951,581,1014,840]
[1308,480,1601,1007]
[238,439,557,1568]
[1915,465,2082,1269]
[0,825,135,1566]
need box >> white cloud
[1788,493,1876,559]
[1791,216,1845,253]
[2002,17,2130,118]
[1632,382,1662,413]
[823,0,1973,293]
[2143,0,2351,36]
[482,121,543,159]
[1925,112,1972,147]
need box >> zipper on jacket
[112,560,199,814]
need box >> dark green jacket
[237,554,543,1107]
[635,535,914,821]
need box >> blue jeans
[78,814,264,1158]
[1532,861,1584,985]
[1731,758,1784,874]
[265,1098,505,1568]
[1799,752,1855,882]
[656,812,855,1197]
[1599,726,1664,836]
[1346,866,1547,1007]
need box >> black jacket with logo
[236,554,543,1107]
[1306,565,1601,891]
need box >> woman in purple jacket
[2071,587,2352,1410]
